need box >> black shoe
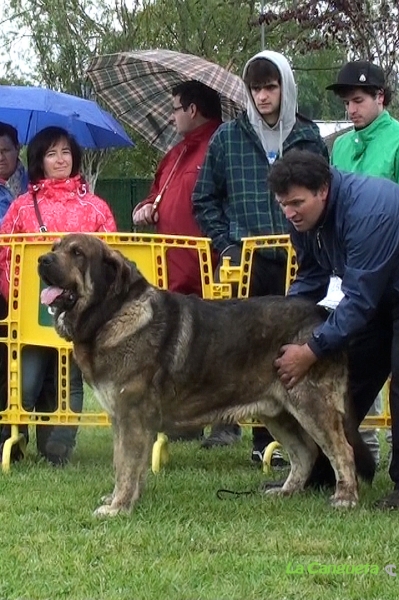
[201,425,241,448]
[375,489,399,509]
[44,441,71,466]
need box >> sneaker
[201,425,241,448]
[271,450,290,469]
[251,447,290,469]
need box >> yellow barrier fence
[0,233,390,473]
[0,232,224,470]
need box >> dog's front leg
[94,407,154,517]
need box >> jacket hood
[242,50,297,160]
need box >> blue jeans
[22,346,83,450]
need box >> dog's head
[38,233,147,342]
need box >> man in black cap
[326,60,399,467]
[326,60,399,179]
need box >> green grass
[0,393,398,600]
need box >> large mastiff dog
[38,234,374,516]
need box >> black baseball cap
[326,61,385,92]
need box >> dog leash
[216,487,258,499]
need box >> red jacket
[136,119,221,296]
[0,175,117,299]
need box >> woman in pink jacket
[0,126,117,465]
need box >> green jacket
[331,110,399,182]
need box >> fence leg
[1,425,26,472]
[151,433,169,474]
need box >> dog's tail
[344,401,376,483]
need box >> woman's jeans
[21,346,83,450]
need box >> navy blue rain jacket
[288,168,399,357]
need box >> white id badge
[317,275,344,311]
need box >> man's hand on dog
[132,204,159,225]
[275,343,317,389]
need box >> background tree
[256,0,399,90]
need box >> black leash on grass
[216,487,258,499]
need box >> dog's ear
[103,248,142,296]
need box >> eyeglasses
[172,105,184,113]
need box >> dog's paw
[262,486,285,496]
[100,493,114,506]
[93,504,129,518]
[330,495,357,509]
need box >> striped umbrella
[86,49,246,153]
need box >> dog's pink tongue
[40,286,64,306]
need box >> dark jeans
[348,291,399,485]
[250,254,287,449]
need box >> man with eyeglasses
[0,122,28,223]
[132,80,222,297]
[132,80,222,442]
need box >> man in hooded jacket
[192,50,329,458]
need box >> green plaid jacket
[192,112,329,254]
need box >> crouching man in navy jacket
[268,149,399,509]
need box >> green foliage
[1,0,375,177]
[294,50,348,120]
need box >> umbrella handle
[151,194,162,217]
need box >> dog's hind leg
[94,408,154,517]
[290,395,358,508]
[259,411,319,496]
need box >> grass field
[1,396,398,600]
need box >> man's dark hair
[269,150,332,195]
[172,80,222,120]
[0,122,19,147]
[28,126,82,183]
[243,58,281,88]
[337,85,392,107]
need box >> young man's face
[276,184,329,232]
[340,88,384,130]
[250,80,281,126]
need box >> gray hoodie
[243,50,297,162]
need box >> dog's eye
[72,247,82,257]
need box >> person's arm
[0,200,21,300]
[92,197,118,232]
[192,132,231,254]
[287,227,330,302]
[308,213,399,358]
[132,155,170,226]
[0,191,12,226]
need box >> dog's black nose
[38,254,54,267]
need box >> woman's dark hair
[269,150,332,196]
[171,80,222,120]
[27,126,82,183]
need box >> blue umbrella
[0,85,134,149]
